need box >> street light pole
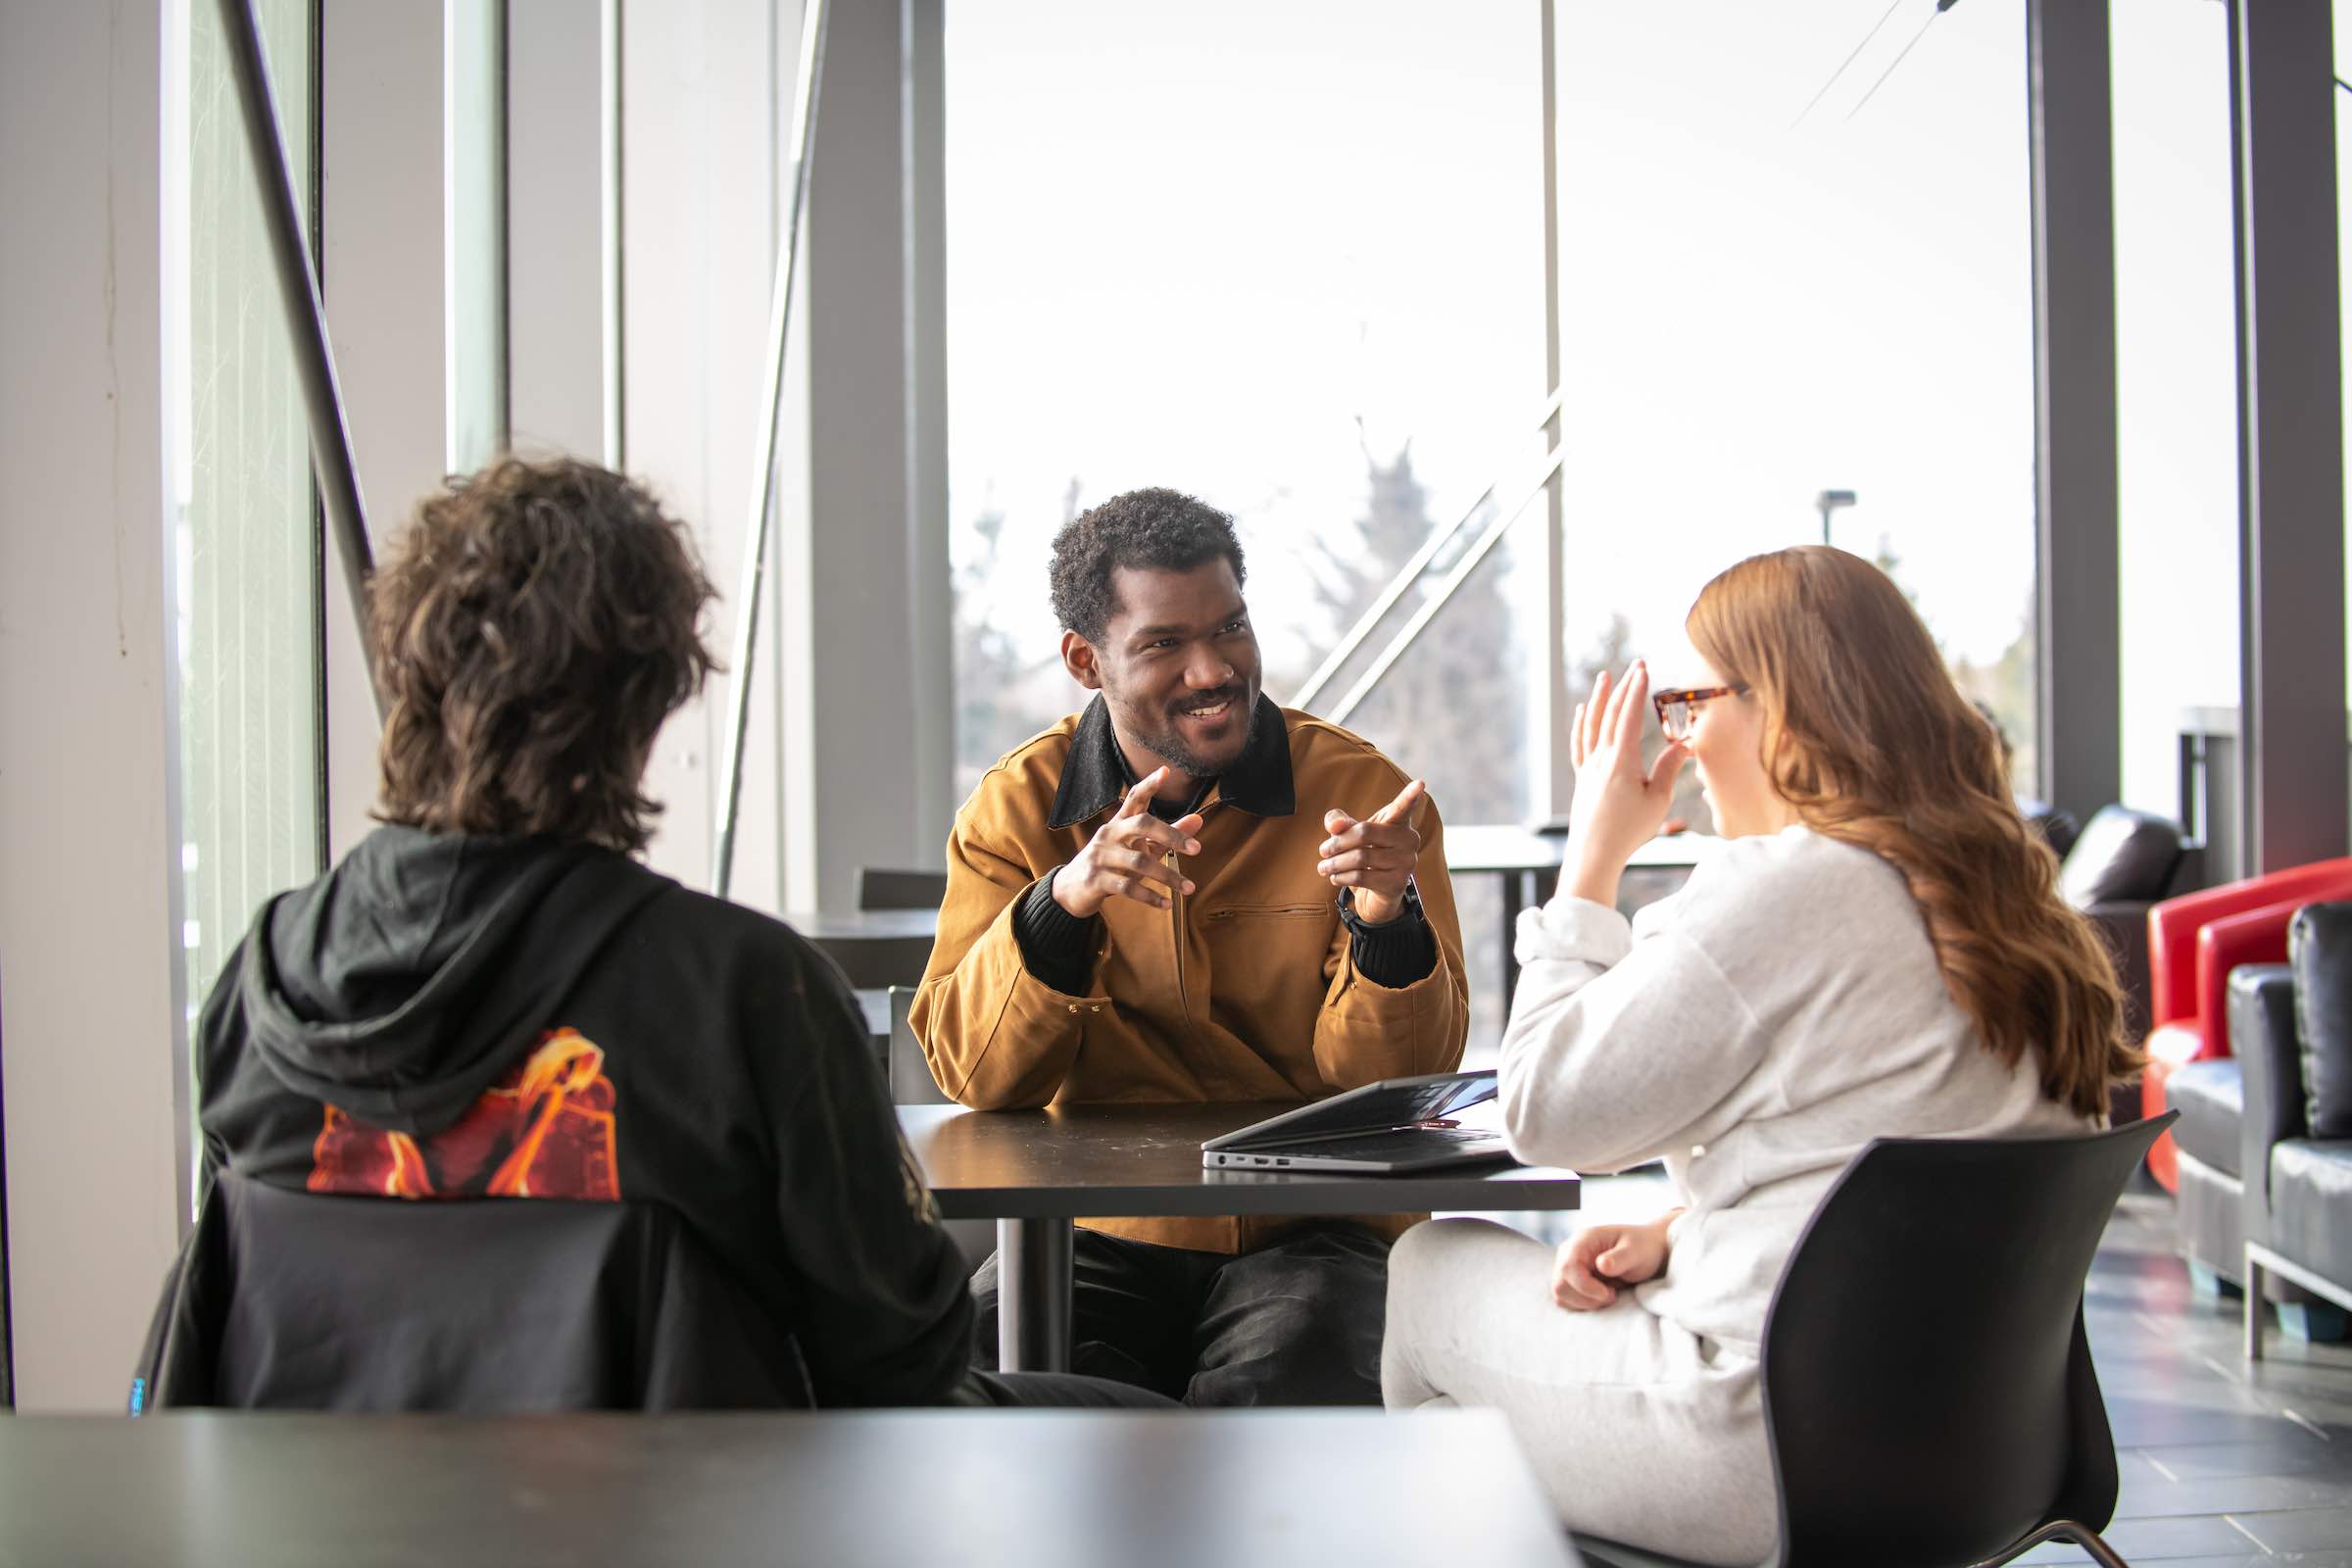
[1815,488,1857,546]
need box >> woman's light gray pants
[1381,1217,1778,1568]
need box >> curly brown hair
[369,457,717,854]
[1688,546,2139,1119]
[1049,487,1246,643]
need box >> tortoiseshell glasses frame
[1651,684,1749,741]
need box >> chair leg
[2187,1260,2242,1299]
[1975,1519,2132,1568]
[2050,1523,2132,1568]
[2245,1248,2267,1362]
[2277,1300,2351,1343]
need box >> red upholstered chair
[2144,858,2352,1190]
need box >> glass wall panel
[450,0,507,474]
[170,0,322,1038]
[2112,0,2238,849]
[1554,0,2035,807]
[945,1,1544,1049]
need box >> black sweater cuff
[1014,870,1100,996]
[1348,902,1438,989]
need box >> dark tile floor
[2015,1187,2352,1565]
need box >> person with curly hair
[1380,547,2139,1564]
[913,486,1472,1405]
[191,457,1159,1411]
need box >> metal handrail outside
[1326,439,1567,728]
[1288,386,1562,714]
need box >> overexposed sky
[945,0,1544,692]
[2113,0,2239,822]
[946,0,2264,822]
[1552,0,2036,672]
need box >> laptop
[1200,1069,1515,1174]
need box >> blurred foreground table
[0,1408,1582,1567]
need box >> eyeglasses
[1651,684,1748,741]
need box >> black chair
[2057,806,2201,1054]
[1574,1113,2173,1568]
[887,983,950,1106]
[135,1169,811,1412]
[2019,797,2082,862]
[884,985,996,1273]
[858,866,950,912]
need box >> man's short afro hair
[1049,487,1247,645]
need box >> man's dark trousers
[968,1221,1390,1405]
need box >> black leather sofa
[2185,903,2352,1345]
[2168,980,2262,1297]
[2058,805,2199,1071]
[2020,796,2081,862]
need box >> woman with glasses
[1380,546,2136,1565]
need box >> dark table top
[781,907,939,941]
[0,1409,1582,1568]
[898,1102,1581,1220]
[1444,824,1713,876]
[783,911,937,988]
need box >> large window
[945,0,1544,818]
[1553,0,2036,803]
[168,0,322,1041]
[2113,1,2238,840]
[946,4,1544,1052]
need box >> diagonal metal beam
[215,0,378,718]
[1326,440,1567,729]
[713,0,830,898]
[1289,387,1562,715]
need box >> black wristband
[1339,879,1437,989]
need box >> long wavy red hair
[1687,546,2136,1117]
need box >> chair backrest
[858,867,950,912]
[2292,903,2352,1139]
[2058,805,2183,910]
[162,1171,810,1412]
[888,984,950,1104]
[1759,1113,2172,1567]
[2019,799,2081,863]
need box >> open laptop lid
[1202,1069,1499,1152]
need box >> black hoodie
[197,825,972,1407]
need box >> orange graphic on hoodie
[309,1027,619,1200]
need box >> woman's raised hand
[1562,660,1688,907]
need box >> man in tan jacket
[912,487,1468,1405]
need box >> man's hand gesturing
[1054,766,1206,918]
[1317,778,1426,924]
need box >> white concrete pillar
[0,0,185,1410]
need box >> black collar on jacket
[1047,693,1297,829]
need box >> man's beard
[1124,684,1251,780]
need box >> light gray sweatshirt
[1502,823,2087,1359]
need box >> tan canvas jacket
[910,695,1469,1253]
